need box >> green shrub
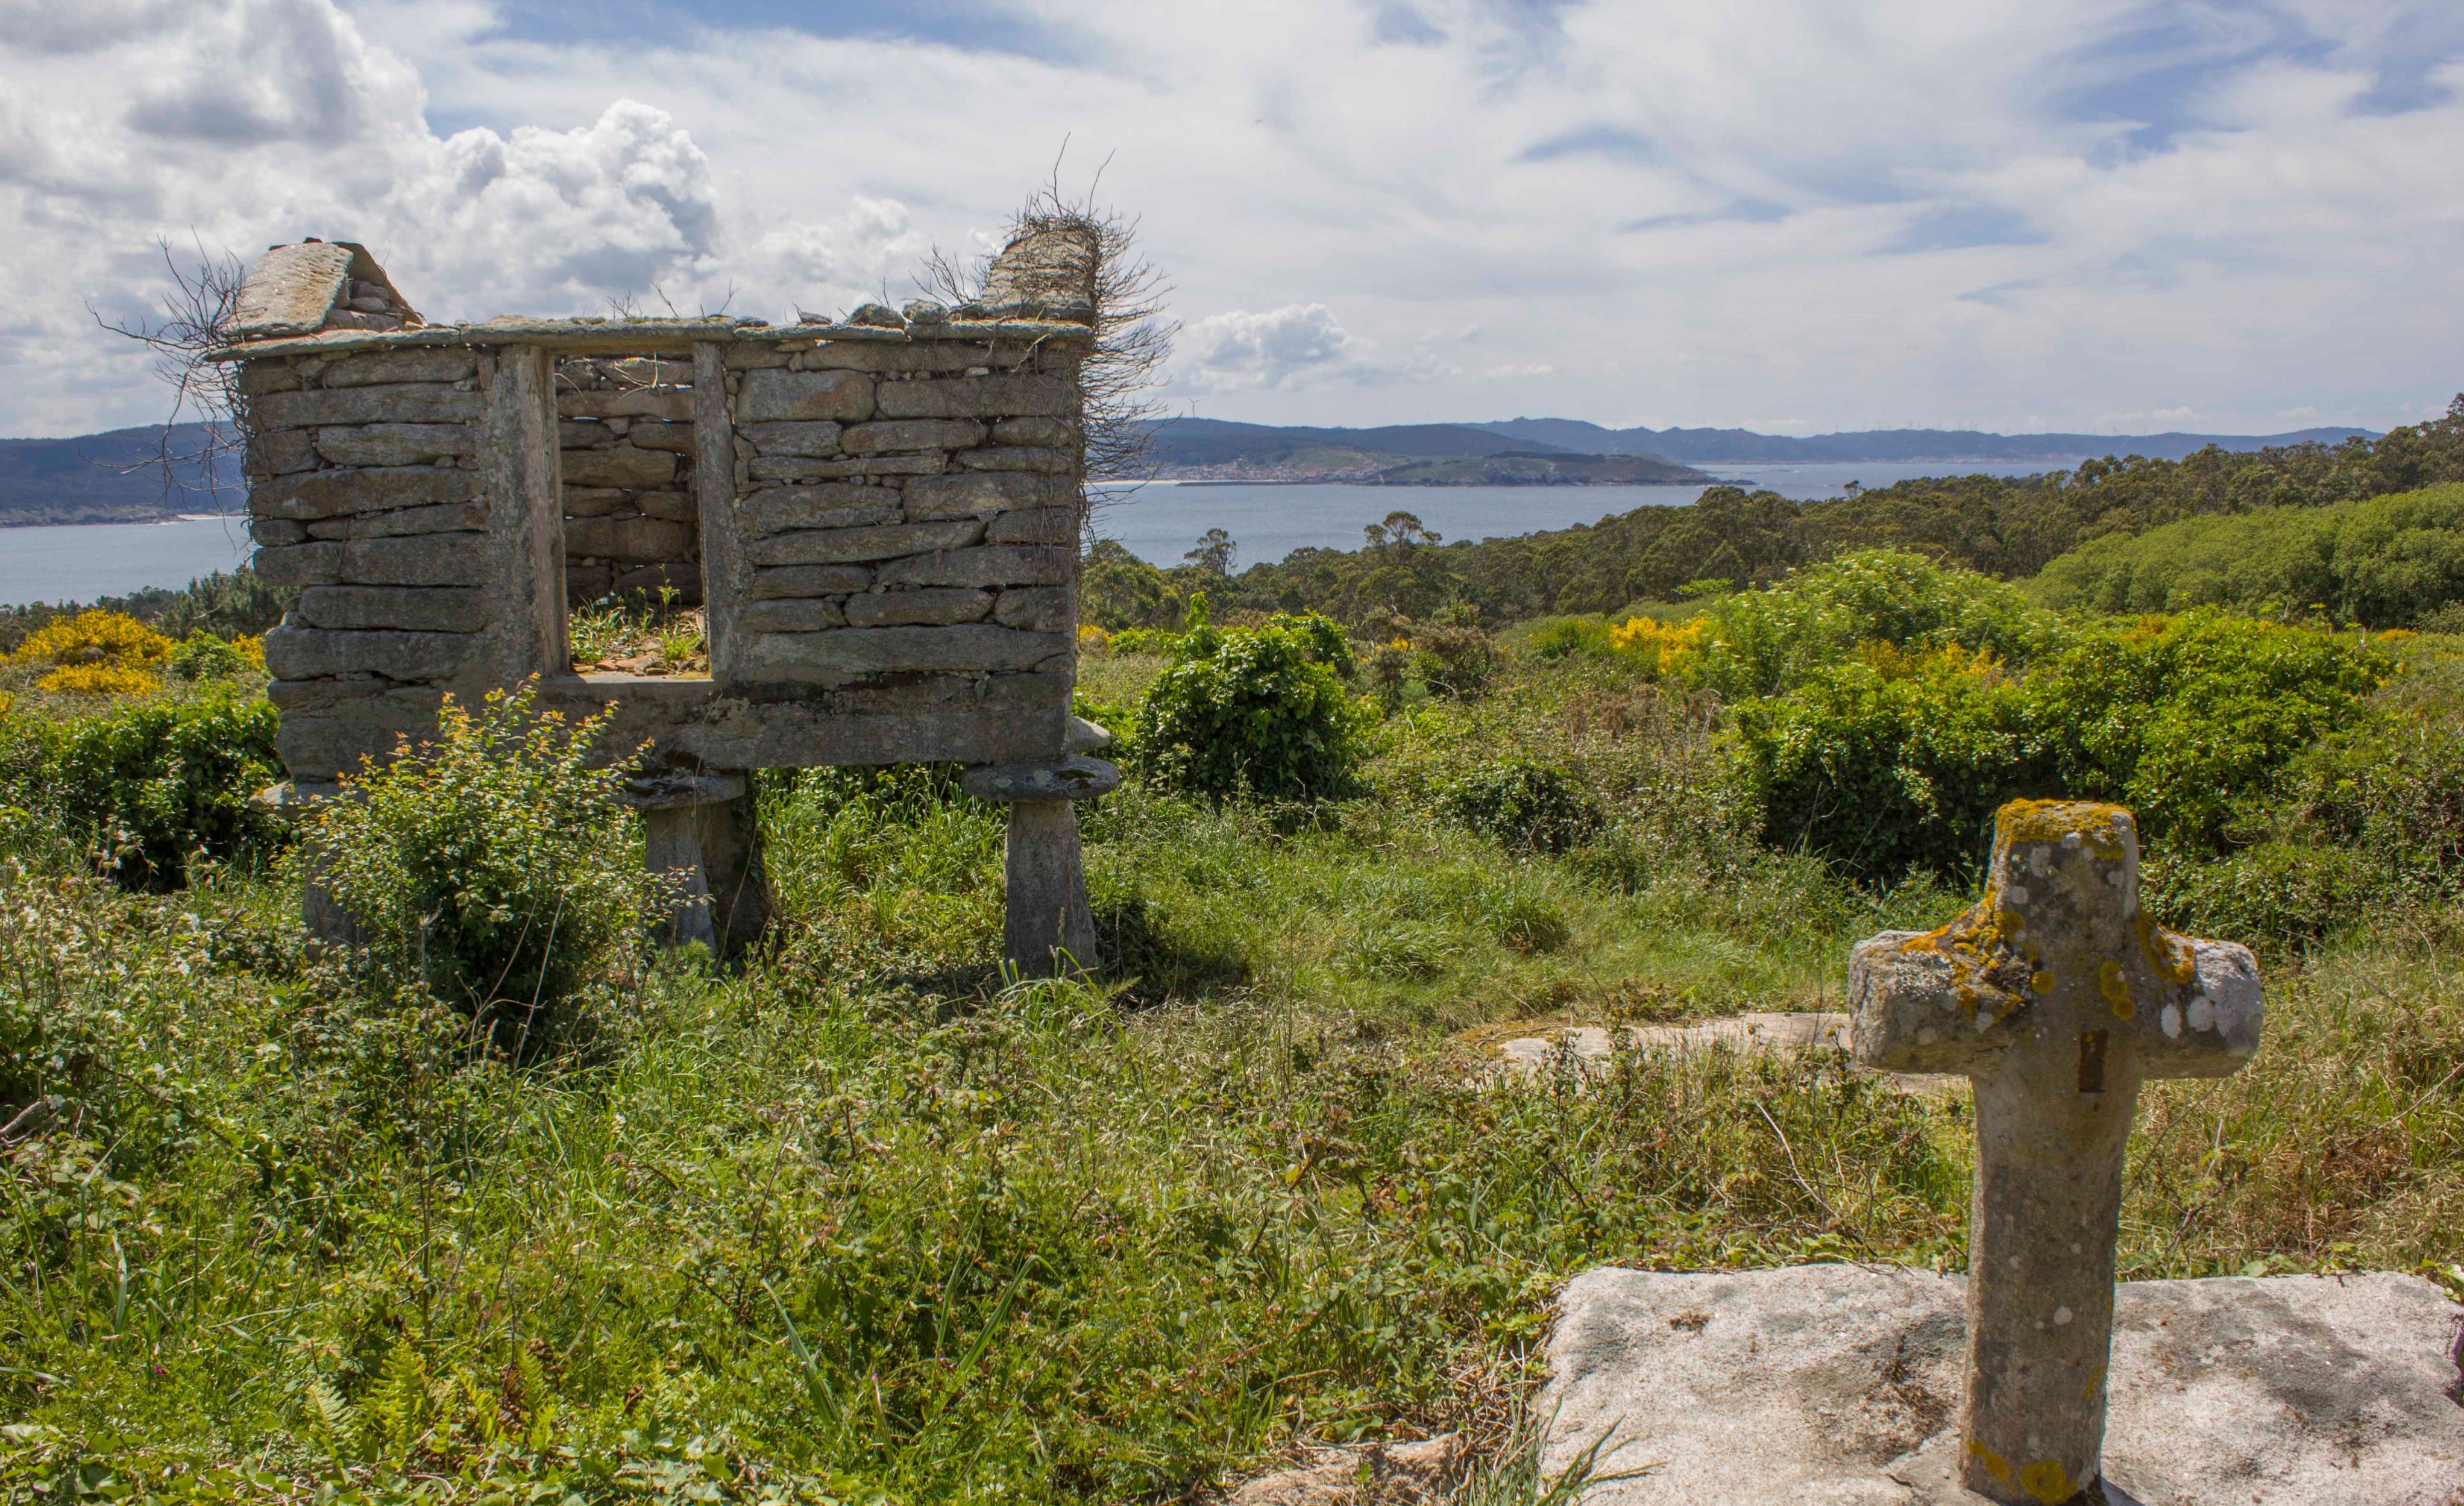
[167,631,249,680]
[1132,616,1367,802]
[1,689,283,889]
[2143,841,2382,947]
[1442,758,1603,853]
[1490,892,1572,954]
[301,683,663,1052]
[1688,548,2061,699]
[1733,610,2392,880]
[1526,617,1614,660]
[1410,621,1498,698]
[1733,649,2044,882]
[2031,483,2464,628]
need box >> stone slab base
[1540,1264,2463,1505]
[1487,1011,1958,1096]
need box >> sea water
[0,459,2073,604]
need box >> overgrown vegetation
[4,510,2462,1503]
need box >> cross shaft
[1850,800,2261,1504]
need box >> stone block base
[1541,1264,2463,1505]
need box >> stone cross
[1849,799,2262,1505]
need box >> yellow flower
[1606,615,1707,677]
[1077,623,1111,653]
[13,609,173,671]
[38,663,162,697]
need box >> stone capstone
[959,755,1121,803]
[1538,1263,2464,1506]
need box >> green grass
[2,651,2460,1504]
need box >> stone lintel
[615,771,748,811]
[213,317,1093,364]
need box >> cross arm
[2120,933,2263,1079]
[1848,926,2028,1076]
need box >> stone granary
[218,228,1117,970]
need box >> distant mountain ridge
[0,423,227,524]
[1467,417,2377,465]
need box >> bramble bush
[0,689,283,889]
[1441,757,1602,854]
[1131,606,1367,803]
[302,682,665,1054]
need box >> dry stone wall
[224,231,1096,787]
[717,331,1083,710]
[559,356,700,607]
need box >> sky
[2,0,2461,440]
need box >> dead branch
[90,234,250,513]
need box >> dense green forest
[1090,397,2464,630]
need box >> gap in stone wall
[557,355,702,610]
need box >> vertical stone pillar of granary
[961,751,1120,976]
[617,770,771,955]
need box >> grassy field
[2,620,2460,1503]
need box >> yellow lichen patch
[2031,970,2056,994]
[1966,1440,2012,1484]
[2136,911,2197,985]
[1900,921,1956,954]
[2099,960,2136,1020]
[2019,1459,2079,1503]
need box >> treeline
[0,566,292,654]
[1089,397,2464,630]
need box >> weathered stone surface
[956,444,1074,473]
[561,486,628,518]
[320,349,475,387]
[735,368,876,422]
[744,563,872,599]
[262,626,476,682]
[750,518,985,567]
[1853,801,2264,1502]
[314,422,476,467]
[985,506,1078,545]
[841,418,986,454]
[565,514,695,562]
[294,585,487,633]
[738,486,898,536]
[245,428,318,477]
[900,470,1075,520]
[624,420,696,454]
[875,544,1072,588]
[675,676,1070,767]
[1222,1437,1461,1506]
[735,598,847,632]
[304,500,490,540]
[252,383,483,430]
[747,453,949,481]
[566,563,616,604]
[562,443,677,489]
[738,421,844,457]
[559,386,692,421]
[960,755,1120,803]
[992,415,1078,447]
[740,624,1071,680]
[982,225,1098,315]
[236,361,304,396]
[876,374,1074,419]
[227,241,353,340]
[1539,1264,2464,1506]
[844,587,992,627]
[255,534,487,588]
[990,585,1070,632]
[251,517,309,547]
[637,489,697,521]
[560,419,617,448]
[254,466,477,521]
[1492,1012,1858,1076]
[794,341,1017,373]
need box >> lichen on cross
[1850,799,2261,1506]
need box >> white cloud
[2,0,2462,439]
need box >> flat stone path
[1537,1263,2464,1505]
